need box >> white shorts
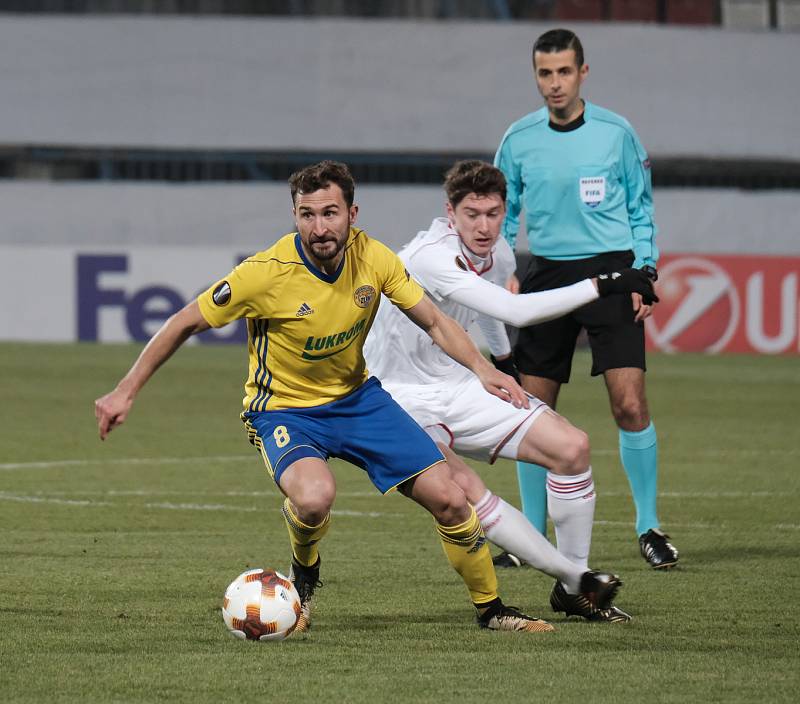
[382,375,549,464]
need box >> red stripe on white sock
[547,472,594,498]
[475,493,500,521]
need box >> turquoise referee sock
[619,421,660,537]
[515,461,549,537]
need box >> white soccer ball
[222,568,301,641]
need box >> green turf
[1,342,798,703]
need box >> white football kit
[364,217,599,462]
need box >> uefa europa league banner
[646,254,800,355]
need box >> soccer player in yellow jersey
[94,160,553,633]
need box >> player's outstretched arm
[401,295,529,409]
[447,267,657,327]
[94,301,211,440]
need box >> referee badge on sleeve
[579,176,606,208]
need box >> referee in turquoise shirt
[493,28,678,570]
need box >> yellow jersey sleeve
[372,239,425,310]
[197,259,265,328]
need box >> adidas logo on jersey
[296,302,314,317]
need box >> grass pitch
[1,342,798,703]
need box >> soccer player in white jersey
[365,160,658,622]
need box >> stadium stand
[722,0,772,28]
[0,0,795,27]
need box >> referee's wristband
[641,265,658,282]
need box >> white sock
[547,468,595,593]
[474,490,583,593]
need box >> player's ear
[579,63,589,82]
[349,204,359,223]
[445,201,455,221]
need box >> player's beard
[308,219,350,261]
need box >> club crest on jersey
[455,256,468,271]
[353,285,376,308]
[212,281,231,306]
[579,176,606,208]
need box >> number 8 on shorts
[273,425,290,448]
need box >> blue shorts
[241,377,445,494]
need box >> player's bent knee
[611,400,650,431]
[557,428,591,474]
[279,458,336,520]
[284,481,335,523]
[290,494,334,524]
[406,469,471,524]
[440,446,487,503]
[427,485,471,525]
[573,428,591,469]
[449,469,486,505]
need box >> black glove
[596,268,659,305]
[641,265,658,282]
[490,354,520,383]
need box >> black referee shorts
[513,250,646,383]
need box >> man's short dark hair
[289,160,355,207]
[444,160,507,208]
[532,28,584,68]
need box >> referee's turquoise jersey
[494,101,658,268]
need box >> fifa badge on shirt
[579,176,606,208]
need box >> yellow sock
[436,506,498,607]
[282,498,330,567]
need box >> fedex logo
[77,254,247,344]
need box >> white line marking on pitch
[0,455,254,471]
[600,491,793,498]
[593,519,800,531]
[3,489,793,500]
[144,501,261,512]
[592,448,799,458]
[0,489,383,499]
[0,493,794,528]
[0,493,392,518]
[3,446,799,472]
[0,493,113,507]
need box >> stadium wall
[0,16,797,159]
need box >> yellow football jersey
[197,227,424,411]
